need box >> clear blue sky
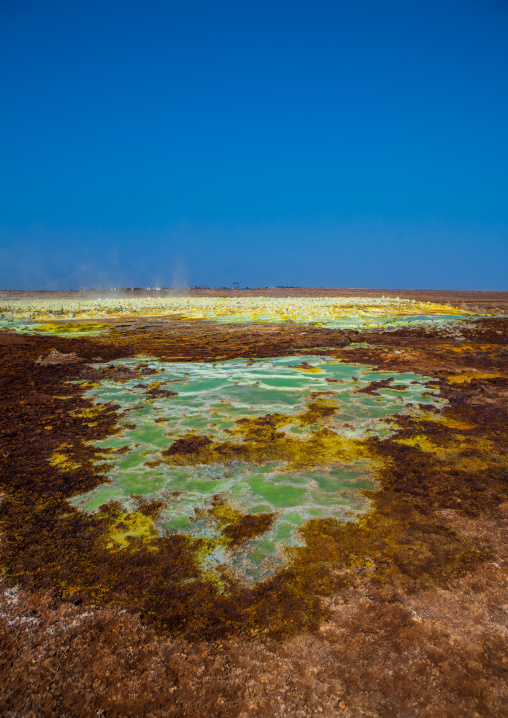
[1,0,507,289]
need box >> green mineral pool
[70,355,445,582]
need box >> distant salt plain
[0,295,475,333]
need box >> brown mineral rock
[35,348,84,365]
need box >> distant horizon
[2,285,508,295]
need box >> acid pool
[69,356,444,582]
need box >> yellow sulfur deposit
[105,510,158,550]
[49,444,81,472]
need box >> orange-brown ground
[0,304,507,717]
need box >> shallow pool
[70,356,444,581]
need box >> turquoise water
[68,356,444,581]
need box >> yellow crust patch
[69,405,108,418]
[293,364,323,373]
[34,322,109,333]
[416,414,474,430]
[49,454,80,471]
[49,444,81,472]
[105,511,158,550]
[394,435,451,457]
[446,371,502,384]
[163,429,374,471]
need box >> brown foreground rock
[1,518,507,718]
[35,348,84,365]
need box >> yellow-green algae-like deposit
[71,356,444,583]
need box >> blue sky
[1,0,507,289]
